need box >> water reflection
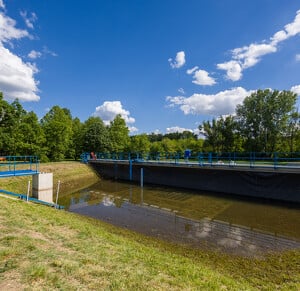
[59,180,300,256]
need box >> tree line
[0,89,299,162]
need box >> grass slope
[0,161,99,197]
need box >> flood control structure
[84,152,300,203]
[0,156,57,206]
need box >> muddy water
[59,180,300,256]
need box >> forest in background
[0,89,299,162]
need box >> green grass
[0,162,299,290]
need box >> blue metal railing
[0,156,39,177]
[81,151,300,170]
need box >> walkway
[0,156,39,178]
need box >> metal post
[129,159,133,181]
[209,152,212,166]
[274,152,278,169]
[55,180,61,209]
[140,188,144,204]
[26,180,30,202]
[140,168,144,188]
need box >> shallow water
[59,180,300,256]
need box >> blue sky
[0,0,300,134]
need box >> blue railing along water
[81,151,300,170]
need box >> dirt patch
[0,271,23,291]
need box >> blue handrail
[0,156,39,177]
[81,151,300,170]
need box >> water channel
[59,180,300,256]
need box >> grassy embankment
[0,161,99,197]
[0,162,299,290]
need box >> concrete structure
[89,160,300,203]
[32,173,53,203]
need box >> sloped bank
[0,161,99,197]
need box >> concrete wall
[89,161,300,203]
[32,173,53,203]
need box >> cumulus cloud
[20,11,37,29]
[0,10,40,101]
[192,69,216,86]
[166,126,193,133]
[187,65,216,86]
[217,60,242,81]
[166,87,253,116]
[0,0,5,9]
[291,85,300,95]
[94,100,136,126]
[218,10,300,81]
[28,50,42,59]
[296,54,300,61]
[168,51,185,69]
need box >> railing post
[129,159,133,181]
[274,152,278,169]
[198,152,203,166]
[140,168,144,187]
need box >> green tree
[0,94,46,156]
[150,141,164,154]
[17,111,45,156]
[0,93,16,154]
[199,119,223,152]
[41,106,73,161]
[236,89,297,152]
[109,115,130,152]
[129,134,151,154]
[284,110,300,153]
[70,117,84,160]
[82,117,109,153]
[160,138,177,153]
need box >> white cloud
[128,126,138,133]
[291,85,300,95]
[0,13,29,42]
[284,10,300,38]
[28,50,42,59]
[233,43,277,68]
[296,54,300,62]
[28,47,58,60]
[94,101,136,126]
[178,88,185,94]
[217,60,242,81]
[0,46,40,101]
[218,10,300,81]
[166,87,253,116]
[153,129,161,134]
[166,126,193,133]
[186,66,199,75]
[168,51,185,69]
[0,0,5,9]
[43,46,58,57]
[0,11,39,101]
[192,69,216,86]
[20,11,37,29]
